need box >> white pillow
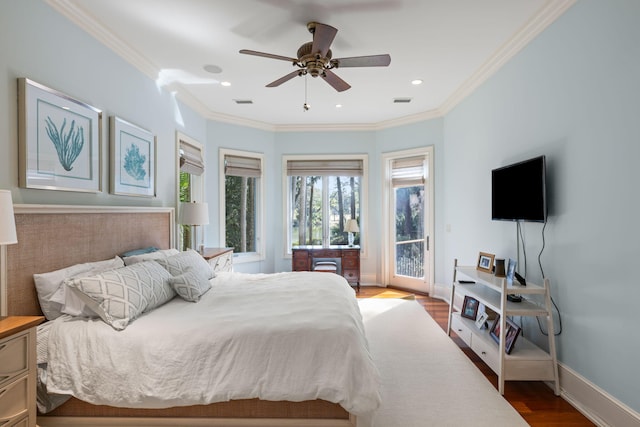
[168,267,212,302]
[67,261,175,330]
[33,256,125,320]
[123,248,179,265]
[155,249,214,279]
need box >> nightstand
[201,247,233,273]
[0,316,44,427]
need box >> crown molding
[439,0,577,115]
[45,0,160,80]
[45,0,576,132]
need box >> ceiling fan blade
[239,49,298,63]
[266,70,302,87]
[321,69,351,92]
[310,22,338,57]
[333,54,391,68]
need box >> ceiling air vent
[234,99,253,104]
[393,98,412,103]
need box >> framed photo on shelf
[18,78,102,193]
[477,252,495,273]
[489,315,501,344]
[110,116,156,197]
[504,318,522,354]
[461,295,479,320]
[489,316,522,354]
[475,311,489,329]
[506,258,517,285]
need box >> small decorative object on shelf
[461,295,479,320]
[476,251,495,273]
[494,258,506,277]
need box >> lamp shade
[180,202,209,225]
[345,219,359,233]
[0,190,17,245]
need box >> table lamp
[345,219,359,247]
[180,201,209,252]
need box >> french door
[383,148,433,294]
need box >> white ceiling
[48,0,574,130]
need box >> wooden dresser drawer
[292,258,309,271]
[0,375,29,425]
[342,249,359,258]
[9,416,30,427]
[0,333,28,389]
[342,269,359,283]
[342,257,359,269]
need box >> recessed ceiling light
[220,81,231,87]
[203,64,222,74]
[411,79,423,85]
[335,104,342,108]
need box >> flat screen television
[491,155,547,222]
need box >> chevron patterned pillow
[67,261,175,330]
[168,267,212,302]
[155,249,215,279]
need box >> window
[219,149,264,262]
[177,133,204,251]
[284,155,367,252]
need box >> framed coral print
[18,78,101,192]
[110,116,156,197]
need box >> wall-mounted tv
[491,155,546,222]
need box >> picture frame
[110,116,156,197]
[18,78,102,193]
[504,318,522,354]
[506,258,517,285]
[461,295,479,320]
[475,311,489,329]
[489,316,521,354]
[489,315,501,344]
[477,252,495,273]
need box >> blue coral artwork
[19,78,101,192]
[110,116,156,197]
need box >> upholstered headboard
[3,205,174,316]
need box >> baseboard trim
[555,363,640,427]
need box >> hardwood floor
[357,286,596,427]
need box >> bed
[4,205,380,427]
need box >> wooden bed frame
[3,205,355,427]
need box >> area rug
[357,298,528,427]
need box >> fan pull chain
[303,74,310,111]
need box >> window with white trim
[177,133,205,251]
[284,155,366,252]
[219,149,264,262]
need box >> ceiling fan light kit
[240,21,390,94]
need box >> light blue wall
[443,0,640,411]
[0,0,206,207]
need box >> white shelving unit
[447,259,560,395]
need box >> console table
[292,246,360,292]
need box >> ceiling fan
[239,22,391,92]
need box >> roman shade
[224,154,261,178]
[180,140,204,176]
[391,156,425,187]
[286,159,363,177]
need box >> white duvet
[46,272,381,415]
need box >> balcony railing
[395,239,424,278]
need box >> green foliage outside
[225,175,256,253]
[179,171,191,251]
